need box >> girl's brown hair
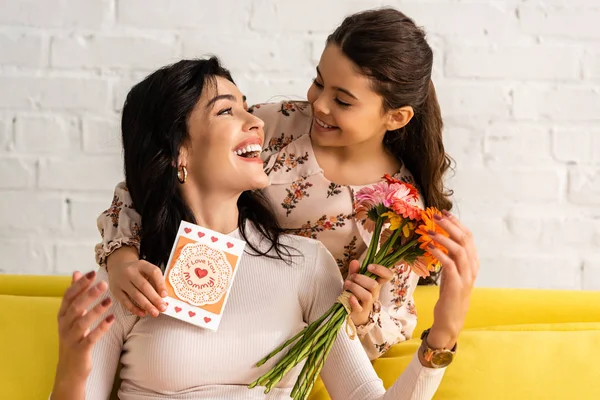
[328,8,454,284]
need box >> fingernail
[101,298,111,307]
[442,210,451,217]
[160,291,168,297]
[106,315,115,323]
[368,265,374,271]
[427,243,435,250]
[85,270,96,279]
[433,214,443,221]
[151,310,159,317]
[426,230,436,236]
[159,304,167,312]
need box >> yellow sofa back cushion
[2,274,600,400]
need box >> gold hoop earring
[177,166,187,184]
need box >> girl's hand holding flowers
[344,260,393,326]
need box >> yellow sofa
[1,274,600,400]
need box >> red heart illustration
[184,227,192,234]
[204,317,211,323]
[197,232,205,238]
[188,311,196,317]
[165,302,169,307]
[175,306,182,313]
[195,268,208,279]
[226,242,234,248]
[211,236,218,242]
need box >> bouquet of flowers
[249,174,448,399]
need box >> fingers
[69,297,113,341]
[131,275,165,316]
[142,263,168,298]
[367,264,393,285]
[59,270,96,318]
[348,260,360,276]
[128,282,160,317]
[432,212,479,280]
[442,210,472,239]
[344,276,374,306]
[427,244,458,280]
[63,281,109,330]
[426,230,469,275]
[81,315,115,348]
[349,295,363,315]
[116,290,146,317]
[436,211,475,254]
[72,271,83,284]
[349,273,379,293]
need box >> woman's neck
[180,186,240,234]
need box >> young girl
[96,8,456,360]
[51,57,477,400]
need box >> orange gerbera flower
[416,207,449,255]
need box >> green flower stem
[359,217,384,274]
[379,238,419,267]
[373,227,402,265]
[254,306,346,391]
[253,303,337,369]
[297,328,338,400]
[291,349,320,399]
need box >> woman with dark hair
[95,8,473,360]
[51,57,478,399]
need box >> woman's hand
[344,260,393,326]
[426,210,480,349]
[106,247,167,318]
[53,271,115,395]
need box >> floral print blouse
[95,101,423,361]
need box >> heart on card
[174,306,182,313]
[204,317,211,323]
[188,311,196,317]
[226,242,234,249]
[197,232,205,238]
[164,302,169,307]
[184,227,192,234]
[211,236,218,242]
[195,268,208,279]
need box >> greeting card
[161,221,245,331]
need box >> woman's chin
[247,174,270,191]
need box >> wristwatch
[419,328,457,368]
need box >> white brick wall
[0,0,598,290]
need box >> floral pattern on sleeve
[271,152,310,173]
[263,133,296,154]
[277,101,309,116]
[282,177,313,216]
[287,214,352,239]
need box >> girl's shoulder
[249,101,313,160]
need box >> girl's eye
[335,98,351,107]
[312,78,324,88]
[218,107,233,116]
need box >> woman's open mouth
[233,143,262,162]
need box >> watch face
[431,351,453,367]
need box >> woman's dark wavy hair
[121,57,292,269]
[328,8,455,284]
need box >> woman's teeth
[234,143,262,158]
[315,118,336,129]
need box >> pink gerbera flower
[384,183,422,221]
[354,182,390,210]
